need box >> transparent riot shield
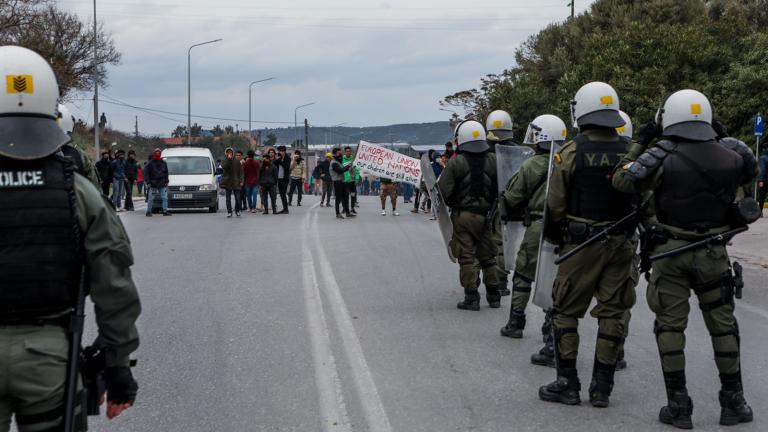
[532,143,561,310]
[495,145,535,270]
[421,154,457,263]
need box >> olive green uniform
[502,153,548,311]
[0,174,141,432]
[541,129,637,405]
[613,136,756,423]
[438,152,500,304]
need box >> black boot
[539,365,581,405]
[659,371,693,429]
[498,278,510,296]
[531,338,555,367]
[500,309,526,338]
[541,309,554,344]
[486,286,501,309]
[457,290,480,311]
[616,348,627,371]
[719,372,753,426]
[588,361,616,408]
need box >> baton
[649,226,748,262]
[554,210,639,265]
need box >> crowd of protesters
[93,148,150,213]
[91,141,460,220]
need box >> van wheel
[209,202,218,213]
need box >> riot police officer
[500,114,567,367]
[539,82,637,408]
[57,103,101,187]
[438,120,500,310]
[0,46,141,431]
[486,109,516,296]
[614,90,757,429]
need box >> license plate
[173,193,193,199]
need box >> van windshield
[164,156,212,175]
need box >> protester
[343,146,358,213]
[319,152,333,207]
[380,178,400,216]
[136,163,144,196]
[259,152,278,214]
[275,145,291,214]
[330,147,356,219]
[145,148,171,216]
[444,140,456,159]
[221,147,244,217]
[243,150,261,213]
[111,149,127,210]
[124,149,138,211]
[288,150,306,206]
[234,150,246,210]
[759,147,768,215]
[95,150,112,196]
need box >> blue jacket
[431,161,443,178]
[759,153,768,182]
[111,159,126,180]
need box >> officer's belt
[0,315,70,328]
[564,220,632,245]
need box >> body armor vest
[655,140,742,230]
[453,153,496,213]
[567,135,633,222]
[0,155,82,321]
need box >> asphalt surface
[84,195,768,432]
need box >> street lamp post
[92,0,101,158]
[294,102,316,149]
[329,122,347,146]
[187,38,222,146]
[249,77,276,141]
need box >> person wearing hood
[124,150,138,211]
[111,150,127,210]
[319,152,333,207]
[144,148,171,216]
[221,147,244,217]
[259,150,279,214]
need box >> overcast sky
[59,0,591,136]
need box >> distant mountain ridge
[257,121,453,146]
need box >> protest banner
[352,141,422,186]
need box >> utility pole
[134,116,139,139]
[304,119,309,151]
[92,0,100,158]
[570,1,575,18]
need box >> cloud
[60,0,591,135]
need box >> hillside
[257,121,453,146]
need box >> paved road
[85,196,768,432]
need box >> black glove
[104,367,138,405]
[712,119,728,139]
[637,121,661,147]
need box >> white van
[151,147,219,213]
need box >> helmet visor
[523,123,541,145]
[0,116,68,160]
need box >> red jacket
[243,158,260,185]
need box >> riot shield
[532,144,560,310]
[421,154,457,263]
[496,145,535,270]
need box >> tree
[264,133,277,147]
[442,0,766,143]
[0,0,121,99]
